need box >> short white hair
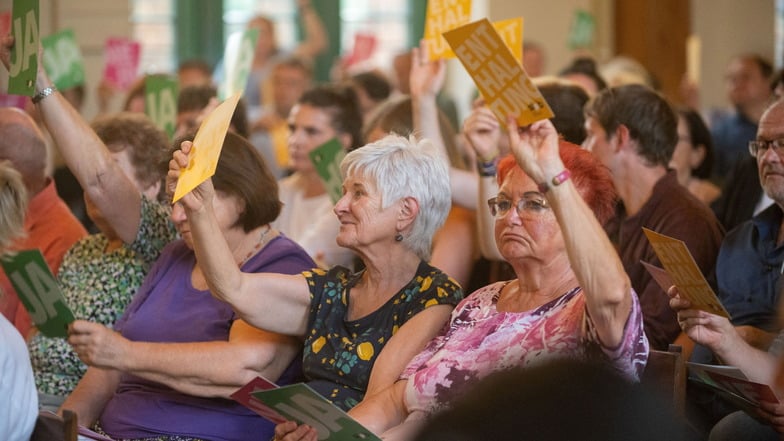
[341,134,451,261]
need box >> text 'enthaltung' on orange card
[642,228,730,319]
[443,18,553,127]
[172,93,241,203]
[424,0,472,61]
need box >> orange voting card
[642,228,730,318]
[443,18,553,126]
[172,93,241,203]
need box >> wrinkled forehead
[758,103,784,140]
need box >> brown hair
[91,112,171,190]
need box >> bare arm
[59,366,121,427]
[0,34,144,244]
[69,319,301,398]
[509,118,632,347]
[292,0,328,59]
[167,143,312,335]
[462,105,503,260]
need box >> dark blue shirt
[716,203,784,330]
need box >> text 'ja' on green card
[145,74,179,140]
[42,28,86,90]
[0,249,74,337]
[8,0,39,96]
[221,27,259,100]
[251,383,381,441]
[309,138,346,205]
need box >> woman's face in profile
[287,104,340,173]
[333,173,395,251]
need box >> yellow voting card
[435,16,524,62]
[172,93,241,203]
[444,18,553,126]
[642,228,730,319]
[424,0,472,60]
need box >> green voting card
[251,383,381,441]
[8,0,39,96]
[42,29,86,90]
[145,75,179,140]
[309,138,346,205]
[221,28,259,100]
[0,249,73,337]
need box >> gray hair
[0,161,27,253]
[340,134,451,261]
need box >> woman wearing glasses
[332,118,650,441]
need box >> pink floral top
[401,281,649,413]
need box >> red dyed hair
[496,140,617,225]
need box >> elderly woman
[0,162,37,441]
[330,118,650,441]
[63,133,315,441]
[28,113,177,410]
[170,133,463,414]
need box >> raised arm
[292,0,328,59]
[68,319,301,398]
[462,105,503,260]
[0,34,144,244]
[167,142,311,336]
[409,41,478,210]
[509,118,632,347]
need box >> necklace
[238,225,272,268]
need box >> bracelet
[32,86,57,104]
[537,169,571,193]
[477,157,498,177]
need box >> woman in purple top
[63,133,315,441]
[345,119,650,440]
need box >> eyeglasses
[487,192,550,218]
[749,138,784,158]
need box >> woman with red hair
[297,118,651,441]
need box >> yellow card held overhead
[642,228,730,319]
[443,19,553,126]
[424,0,472,60]
[172,93,241,203]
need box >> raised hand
[68,320,129,370]
[166,140,216,214]
[409,40,445,99]
[506,117,564,187]
[462,105,501,162]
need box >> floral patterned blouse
[29,196,177,396]
[302,261,463,410]
[401,281,650,413]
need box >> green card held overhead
[0,249,74,338]
[8,0,39,96]
[145,75,179,140]
[251,383,381,441]
[221,28,259,100]
[42,29,86,90]
[309,138,346,204]
[172,93,242,203]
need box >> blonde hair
[0,161,27,253]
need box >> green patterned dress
[29,196,177,396]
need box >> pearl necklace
[238,225,272,268]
